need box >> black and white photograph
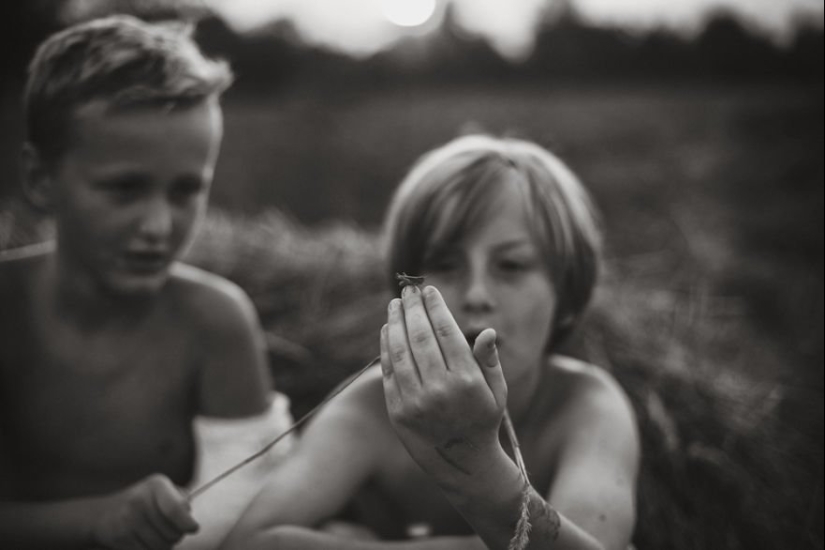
[1,0,822,548]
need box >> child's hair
[383,134,603,347]
[24,14,233,161]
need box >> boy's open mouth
[122,250,169,274]
[463,328,484,348]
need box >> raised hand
[91,474,199,550]
[380,284,508,481]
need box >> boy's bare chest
[0,315,197,496]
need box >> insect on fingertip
[396,272,425,289]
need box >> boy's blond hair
[24,14,233,161]
[383,134,603,347]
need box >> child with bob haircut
[0,15,293,549]
[223,134,640,550]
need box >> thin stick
[503,409,533,550]
[187,356,381,501]
[502,409,529,483]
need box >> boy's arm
[188,273,272,418]
[219,371,388,549]
[542,374,640,550]
[176,269,284,549]
[382,286,638,550]
[429,383,639,550]
[0,475,198,549]
[232,525,489,550]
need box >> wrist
[439,442,524,509]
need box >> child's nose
[461,272,495,313]
[137,198,173,241]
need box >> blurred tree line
[1,0,822,93]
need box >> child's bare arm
[543,371,640,550]
[382,285,635,550]
[175,266,272,418]
[232,525,489,549]
[219,371,388,548]
[0,474,198,549]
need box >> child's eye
[499,260,525,271]
[496,257,537,275]
[170,178,205,202]
[99,177,146,199]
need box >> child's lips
[122,250,170,273]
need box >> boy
[222,135,639,549]
[0,15,291,549]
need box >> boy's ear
[21,142,56,213]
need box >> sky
[205,0,824,60]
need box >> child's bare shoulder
[166,262,256,326]
[548,355,636,431]
[166,262,270,416]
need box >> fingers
[386,297,421,393]
[400,284,447,378]
[143,495,185,546]
[420,286,476,375]
[149,476,199,535]
[473,328,508,409]
[93,475,198,550]
[380,324,401,408]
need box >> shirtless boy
[223,135,640,549]
[0,15,288,549]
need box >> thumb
[153,478,199,534]
[473,328,508,409]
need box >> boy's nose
[461,273,495,313]
[137,198,173,241]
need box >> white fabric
[178,392,295,549]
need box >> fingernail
[423,285,436,298]
[487,329,497,348]
[402,284,418,297]
[389,299,400,312]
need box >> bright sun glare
[382,0,438,27]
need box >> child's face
[423,183,556,387]
[48,99,223,295]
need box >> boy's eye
[499,260,525,271]
[98,177,146,197]
[170,178,205,201]
[496,256,537,274]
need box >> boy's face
[422,183,557,388]
[46,98,223,296]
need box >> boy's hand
[380,285,509,481]
[91,474,199,550]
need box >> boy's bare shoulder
[166,262,271,416]
[166,262,257,329]
[547,355,637,431]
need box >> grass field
[1,81,822,548]
[210,80,823,399]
